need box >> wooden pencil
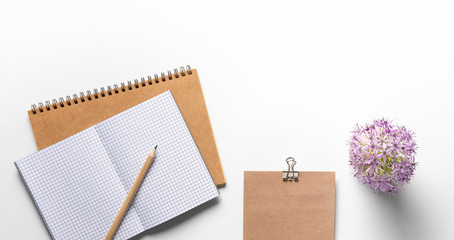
[105,145,158,240]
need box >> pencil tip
[155,145,158,149]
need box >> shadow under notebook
[130,197,220,240]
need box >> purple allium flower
[348,118,417,195]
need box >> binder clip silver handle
[283,157,299,181]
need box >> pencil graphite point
[155,145,158,149]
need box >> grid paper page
[16,90,218,240]
[96,90,219,229]
[15,127,144,240]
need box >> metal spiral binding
[30,65,192,114]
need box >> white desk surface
[1,1,454,239]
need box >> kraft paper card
[244,171,335,240]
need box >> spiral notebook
[27,66,225,186]
[16,91,219,240]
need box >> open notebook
[15,91,219,240]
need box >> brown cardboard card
[244,171,335,240]
[28,68,226,186]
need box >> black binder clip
[283,157,299,181]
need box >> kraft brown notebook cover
[27,66,225,186]
[244,171,335,240]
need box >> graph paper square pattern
[96,91,220,229]
[15,91,219,240]
[15,128,144,240]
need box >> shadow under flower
[375,188,429,240]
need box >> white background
[1,1,453,239]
